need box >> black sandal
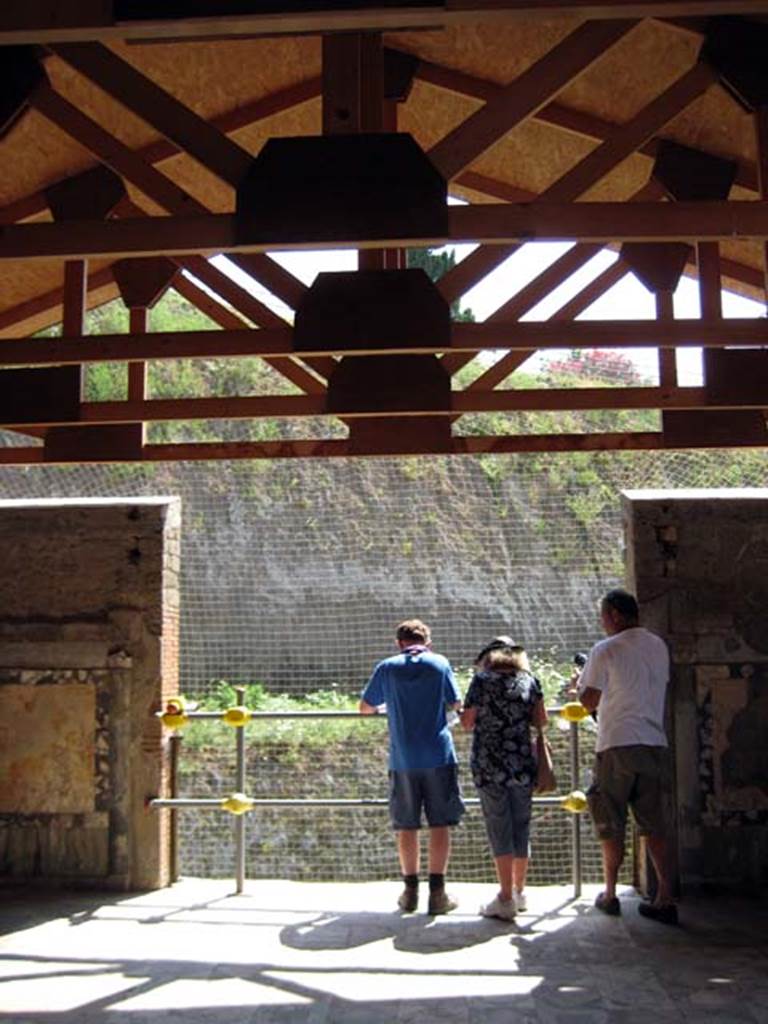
[594,892,621,916]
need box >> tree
[406,247,475,322]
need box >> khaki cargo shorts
[587,745,670,840]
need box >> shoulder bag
[534,729,557,795]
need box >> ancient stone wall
[0,498,180,890]
[624,489,768,890]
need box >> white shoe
[514,890,528,912]
[480,894,517,921]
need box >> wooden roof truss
[1,2,768,462]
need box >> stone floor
[1,879,767,1023]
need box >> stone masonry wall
[624,489,768,890]
[0,498,180,890]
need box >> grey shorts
[588,745,671,840]
[389,765,465,830]
[477,783,533,858]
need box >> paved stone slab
[1,881,766,1023]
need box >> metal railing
[151,688,587,896]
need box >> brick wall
[624,489,768,890]
[0,498,180,890]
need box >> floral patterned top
[464,669,542,789]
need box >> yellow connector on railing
[560,701,590,723]
[561,790,588,813]
[223,705,252,727]
[221,792,254,815]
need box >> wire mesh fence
[2,449,766,696]
[2,447,766,884]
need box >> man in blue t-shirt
[360,618,464,914]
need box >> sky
[212,237,765,388]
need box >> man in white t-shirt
[578,589,677,925]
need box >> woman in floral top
[461,641,547,921]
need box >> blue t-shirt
[362,647,460,772]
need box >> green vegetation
[406,247,475,321]
[176,683,369,753]
[175,652,569,758]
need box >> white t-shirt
[578,627,669,753]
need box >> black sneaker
[594,892,621,916]
[638,901,678,926]
[398,887,418,913]
[427,888,458,915]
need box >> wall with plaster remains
[0,498,180,890]
[625,489,768,890]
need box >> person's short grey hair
[602,589,639,621]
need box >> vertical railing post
[235,685,247,895]
[170,733,181,883]
[570,719,582,898]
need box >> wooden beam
[697,240,722,385]
[428,19,636,181]
[28,86,314,374]
[656,290,677,386]
[449,200,768,244]
[3,319,767,368]
[1,75,321,227]
[0,167,316,393]
[227,254,307,310]
[452,166,763,298]
[442,181,661,378]
[127,305,148,404]
[5,75,318,306]
[2,382,767,431]
[5,418,768,465]
[51,43,253,188]
[177,255,284,329]
[115,196,321,394]
[172,254,327,394]
[172,275,249,331]
[321,31,387,275]
[322,32,385,136]
[0,267,114,336]
[549,258,630,319]
[7,200,768,261]
[441,243,606,377]
[3,3,768,46]
[63,258,87,405]
[451,385,760,413]
[30,84,208,218]
[461,264,628,388]
[417,56,758,194]
[755,105,768,307]
[0,193,48,224]
[3,181,757,340]
[438,60,714,302]
[449,1,768,14]
[62,259,86,337]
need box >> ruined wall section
[624,489,768,890]
[0,498,180,890]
